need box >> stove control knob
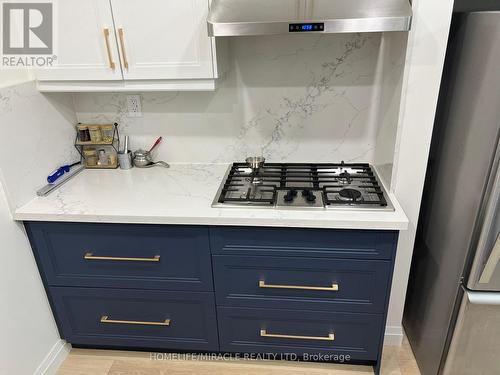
[302,189,311,197]
[284,189,297,203]
[306,192,317,202]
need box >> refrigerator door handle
[465,287,500,305]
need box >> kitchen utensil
[246,156,265,184]
[37,164,85,197]
[118,151,133,170]
[123,135,129,153]
[47,161,81,184]
[138,161,170,168]
[149,136,162,153]
[246,156,265,170]
[133,149,169,168]
[132,149,153,167]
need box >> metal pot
[133,149,170,168]
[133,149,154,167]
[246,156,265,170]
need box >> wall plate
[127,95,142,117]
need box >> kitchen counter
[14,164,408,230]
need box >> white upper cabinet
[35,0,122,81]
[110,0,214,80]
[35,0,219,91]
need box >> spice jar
[78,126,90,142]
[108,153,117,166]
[101,125,114,144]
[98,149,108,166]
[89,126,102,143]
[83,148,97,167]
[86,156,98,166]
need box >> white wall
[386,0,455,344]
[372,32,408,186]
[0,179,68,375]
[0,69,33,88]
[0,74,74,373]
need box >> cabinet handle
[103,28,116,70]
[260,329,334,341]
[259,280,339,291]
[118,28,129,69]
[100,315,170,326]
[84,252,160,262]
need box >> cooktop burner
[213,162,393,210]
[339,188,362,202]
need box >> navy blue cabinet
[26,222,213,291]
[51,287,219,351]
[25,222,398,375]
[217,306,384,362]
[210,227,397,260]
[213,255,392,313]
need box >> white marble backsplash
[0,81,78,210]
[75,33,398,164]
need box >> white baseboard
[384,325,404,346]
[34,339,71,375]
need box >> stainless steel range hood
[207,0,412,36]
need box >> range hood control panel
[289,23,324,32]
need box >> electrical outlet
[126,95,142,117]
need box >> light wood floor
[58,336,421,375]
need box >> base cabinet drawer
[26,222,213,291]
[51,287,219,351]
[213,255,391,313]
[217,307,383,362]
[210,227,397,260]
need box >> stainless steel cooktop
[213,161,393,211]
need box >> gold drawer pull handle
[260,329,334,341]
[259,280,339,291]
[100,315,170,326]
[103,28,116,70]
[118,28,129,69]
[84,252,160,262]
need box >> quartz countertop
[14,164,408,230]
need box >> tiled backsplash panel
[75,33,403,164]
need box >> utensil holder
[118,151,133,170]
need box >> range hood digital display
[289,23,325,32]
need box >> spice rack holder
[74,123,120,169]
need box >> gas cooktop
[213,161,393,211]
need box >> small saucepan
[133,137,169,168]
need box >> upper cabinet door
[110,0,214,80]
[35,0,122,81]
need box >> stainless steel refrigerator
[403,11,500,375]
